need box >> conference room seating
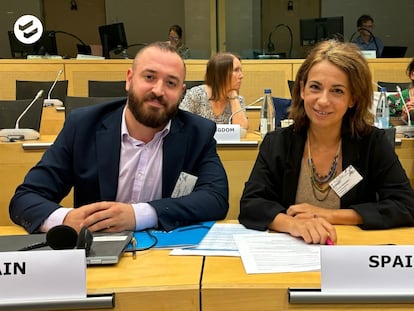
[184,80,204,91]
[287,80,294,97]
[16,80,68,106]
[88,80,126,97]
[377,81,410,92]
[0,98,43,131]
[273,97,291,127]
[64,96,125,118]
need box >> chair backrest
[88,80,126,97]
[384,127,396,149]
[64,96,125,118]
[0,99,43,131]
[272,97,292,127]
[16,80,68,105]
[377,81,410,92]
[287,80,294,97]
[184,80,204,90]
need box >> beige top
[295,158,340,208]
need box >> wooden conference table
[1,224,414,310]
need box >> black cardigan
[239,126,414,231]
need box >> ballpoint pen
[131,237,137,259]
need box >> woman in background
[180,52,248,130]
[167,24,190,59]
[239,40,414,245]
[388,58,414,124]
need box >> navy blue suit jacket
[10,99,229,233]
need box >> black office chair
[88,80,126,97]
[64,96,125,118]
[0,98,43,131]
[384,127,397,149]
[287,80,294,97]
[184,80,204,91]
[16,80,68,106]
[377,81,410,92]
[272,97,292,127]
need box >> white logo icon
[13,15,43,44]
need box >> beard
[127,88,179,129]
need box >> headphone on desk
[19,225,93,255]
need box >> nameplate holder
[321,245,414,293]
[361,50,377,59]
[214,124,240,142]
[0,249,86,302]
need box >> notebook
[0,231,133,265]
[381,46,407,58]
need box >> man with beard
[9,42,229,234]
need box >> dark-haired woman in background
[167,24,190,59]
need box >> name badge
[214,124,240,142]
[0,249,86,302]
[321,245,414,293]
[171,172,198,198]
[329,165,362,197]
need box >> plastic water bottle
[375,87,390,129]
[260,88,275,138]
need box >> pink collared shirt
[41,106,170,232]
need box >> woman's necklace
[307,135,341,201]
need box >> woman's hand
[270,210,337,245]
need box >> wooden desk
[201,226,414,311]
[40,106,65,135]
[0,136,73,226]
[0,226,202,311]
[395,138,414,188]
[0,131,261,224]
[217,133,261,219]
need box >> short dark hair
[169,25,183,39]
[357,14,374,27]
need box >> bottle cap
[264,88,271,94]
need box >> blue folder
[126,221,215,250]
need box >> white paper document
[170,223,265,256]
[234,233,321,274]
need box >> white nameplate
[0,249,86,302]
[214,124,240,142]
[361,50,377,59]
[321,245,414,293]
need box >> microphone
[19,225,93,255]
[266,24,293,57]
[49,30,91,55]
[228,96,264,125]
[43,69,64,107]
[350,28,380,57]
[396,85,412,126]
[0,90,43,142]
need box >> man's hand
[63,201,136,232]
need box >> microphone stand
[114,43,148,59]
[349,28,379,57]
[267,24,293,58]
[228,97,264,125]
[49,30,91,55]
